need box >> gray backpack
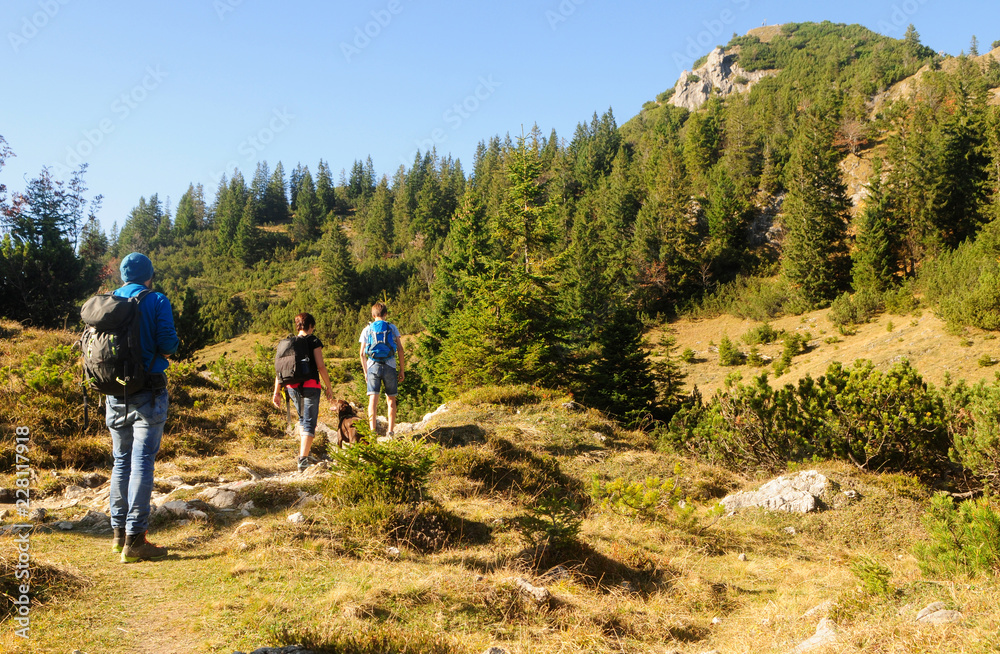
[80,290,151,396]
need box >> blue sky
[1,0,996,234]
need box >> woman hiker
[271,312,335,471]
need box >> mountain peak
[668,45,779,111]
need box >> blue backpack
[365,320,396,362]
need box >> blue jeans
[107,389,168,535]
[366,362,398,397]
[286,386,320,435]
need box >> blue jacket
[113,283,179,374]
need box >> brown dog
[330,399,361,448]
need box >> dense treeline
[3,21,1000,427]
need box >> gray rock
[237,466,264,481]
[81,472,108,487]
[483,648,508,654]
[669,46,780,111]
[57,521,74,530]
[790,617,839,653]
[75,510,109,529]
[915,601,946,620]
[783,526,797,535]
[513,577,551,603]
[200,487,239,509]
[722,471,835,514]
[386,546,401,558]
[286,512,306,524]
[0,509,9,520]
[29,507,46,522]
[561,401,583,411]
[738,553,747,561]
[160,500,191,516]
[802,600,833,619]
[64,485,88,499]
[916,602,963,624]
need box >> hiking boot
[297,455,316,472]
[386,431,394,439]
[121,532,168,563]
[111,527,125,553]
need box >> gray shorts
[366,362,397,397]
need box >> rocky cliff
[669,46,779,111]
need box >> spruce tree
[320,223,355,305]
[852,159,897,294]
[233,195,262,266]
[781,110,851,305]
[316,159,337,217]
[174,184,198,236]
[264,163,290,224]
[291,170,320,242]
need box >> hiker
[271,312,335,471]
[103,253,178,562]
[358,301,405,436]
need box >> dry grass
[655,305,1000,398]
[3,324,999,653]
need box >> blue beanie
[120,252,154,283]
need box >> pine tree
[291,170,320,243]
[781,110,851,305]
[358,176,394,261]
[173,287,208,359]
[852,159,896,294]
[264,162,290,224]
[215,171,248,255]
[320,223,355,305]
[316,159,337,217]
[493,134,554,272]
[233,195,261,266]
[174,184,199,236]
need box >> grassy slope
[655,304,1000,398]
[2,319,1000,652]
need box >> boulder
[721,471,835,514]
[790,618,839,653]
[200,487,239,509]
[916,602,963,624]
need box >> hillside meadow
[3,313,1000,653]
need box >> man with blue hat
[108,252,179,562]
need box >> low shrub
[915,493,1000,578]
[718,334,742,366]
[327,437,437,505]
[741,322,784,345]
[208,344,273,394]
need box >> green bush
[718,334,743,366]
[514,492,583,549]
[2,344,77,393]
[951,380,1000,487]
[850,556,894,597]
[590,463,686,522]
[208,344,273,393]
[680,347,696,363]
[665,359,952,475]
[828,290,881,327]
[741,322,783,346]
[327,437,437,505]
[915,494,1000,578]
